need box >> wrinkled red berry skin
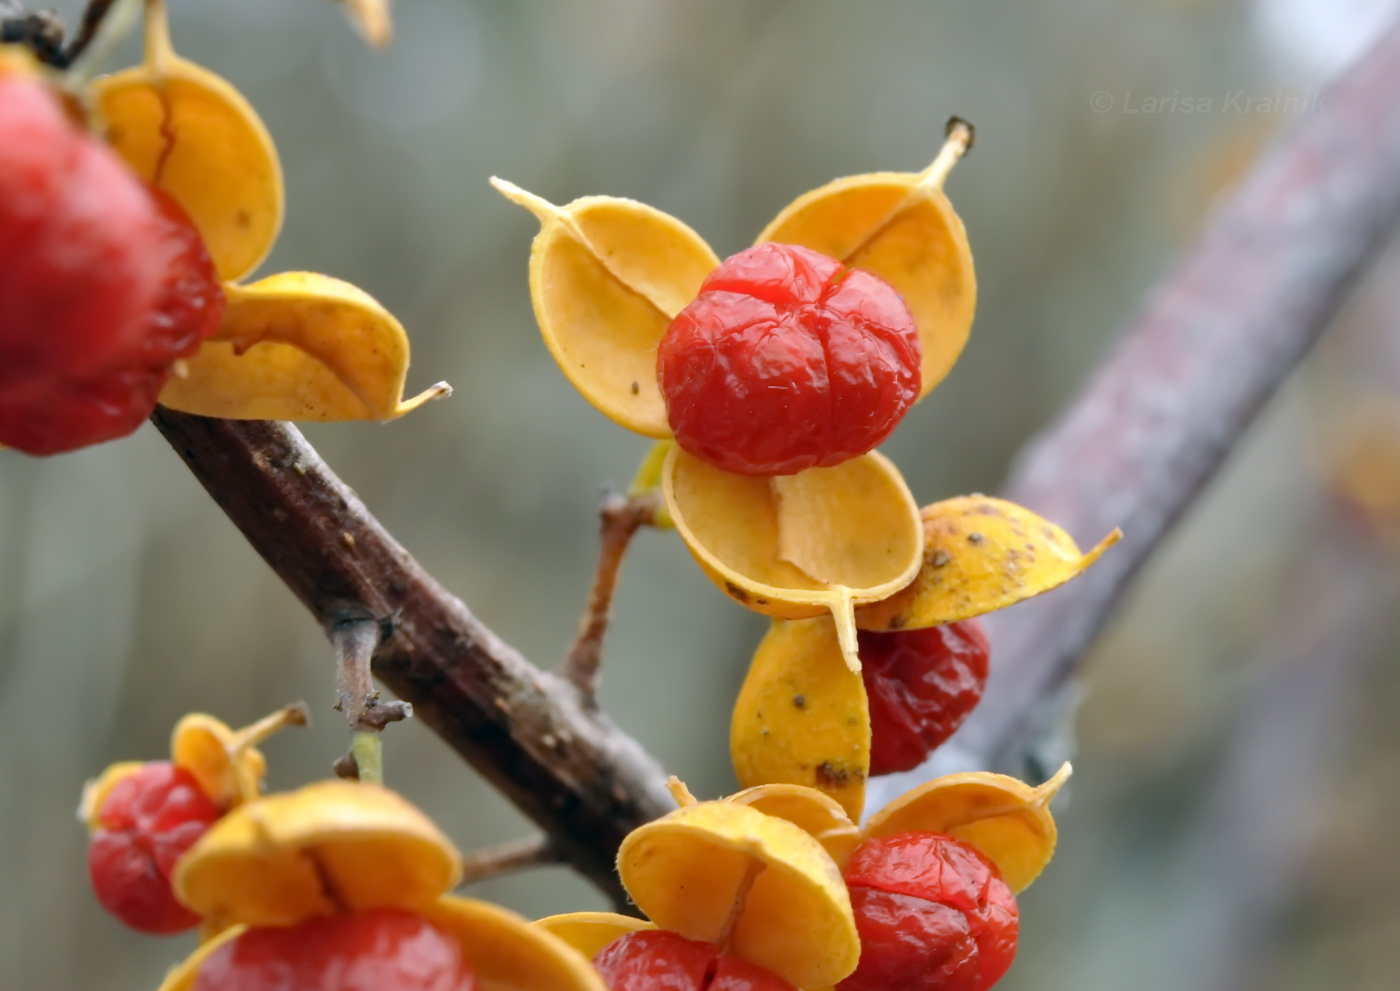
[0,184,225,454]
[658,243,920,476]
[859,619,989,775]
[838,833,1018,991]
[87,762,222,934]
[0,70,166,403]
[193,909,477,991]
[594,930,796,991]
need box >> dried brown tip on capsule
[946,115,976,151]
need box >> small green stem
[351,731,384,785]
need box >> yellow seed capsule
[533,911,657,960]
[78,761,146,831]
[725,782,862,870]
[173,780,462,928]
[617,799,859,990]
[95,0,282,283]
[493,178,719,438]
[857,496,1121,632]
[170,705,308,810]
[664,446,923,671]
[157,900,608,991]
[171,715,267,809]
[755,124,976,401]
[862,764,1071,893]
[421,897,611,991]
[157,272,451,421]
[730,618,870,823]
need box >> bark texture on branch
[152,411,671,902]
[953,17,1400,777]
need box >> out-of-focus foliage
[3,1,1400,989]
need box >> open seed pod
[156,900,609,991]
[158,273,450,420]
[174,780,462,928]
[755,123,976,400]
[725,782,862,870]
[731,617,870,822]
[170,704,307,809]
[171,714,267,809]
[862,764,1071,893]
[492,178,718,438]
[95,0,282,282]
[857,495,1121,632]
[664,446,923,670]
[617,798,859,990]
[534,911,657,960]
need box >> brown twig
[561,491,657,701]
[457,834,562,888]
[947,15,1400,779]
[328,614,410,783]
[151,410,672,904]
[0,1,64,65]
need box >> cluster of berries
[594,828,1016,991]
[0,63,223,455]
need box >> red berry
[658,243,920,476]
[87,761,221,934]
[0,182,225,454]
[192,909,477,991]
[594,930,796,991]
[838,833,1018,991]
[0,70,166,402]
[859,619,989,775]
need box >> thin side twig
[561,491,657,701]
[457,834,562,888]
[948,14,1400,778]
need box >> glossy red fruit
[88,761,222,934]
[838,832,1018,991]
[192,909,477,991]
[0,69,166,402]
[657,242,920,476]
[594,929,796,991]
[0,184,225,454]
[859,618,990,775]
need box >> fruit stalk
[562,490,659,701]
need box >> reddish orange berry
[594,930,796,991]
[192,909,477,991]
[839,832,1018,991]
[87,762,221,934]
[0,70,166,404]
[658,243,920,476]
[860,619,989,775]
[0,183,225,454]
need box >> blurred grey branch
[952,15,1400,779]
[1159,514,1387,991]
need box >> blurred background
[3,0,1400,987]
